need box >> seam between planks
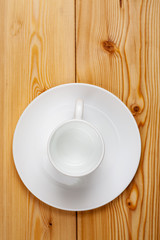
[74,0,77,83]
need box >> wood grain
[0,0,76,239]
[76,0,160,239]
[1,0,160,239]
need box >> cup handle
[74,99,84,120]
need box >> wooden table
[0,0,159,239]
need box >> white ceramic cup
[47,99,104,177]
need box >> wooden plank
[0,0,76,239]
[76,0,160,239]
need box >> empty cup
[47,99,104,177]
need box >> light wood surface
[0,0,76,239]
[0,0,160,239]
[76,0,160,239]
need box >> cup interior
[48,120,104,177]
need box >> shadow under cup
[47,120,104,177]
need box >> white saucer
[13,83,141,211]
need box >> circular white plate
[13,83,141,211]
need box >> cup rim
[47,119,105,177]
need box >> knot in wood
[102,41,118,54]
[131,104,141,116]
[126,183,139,210]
